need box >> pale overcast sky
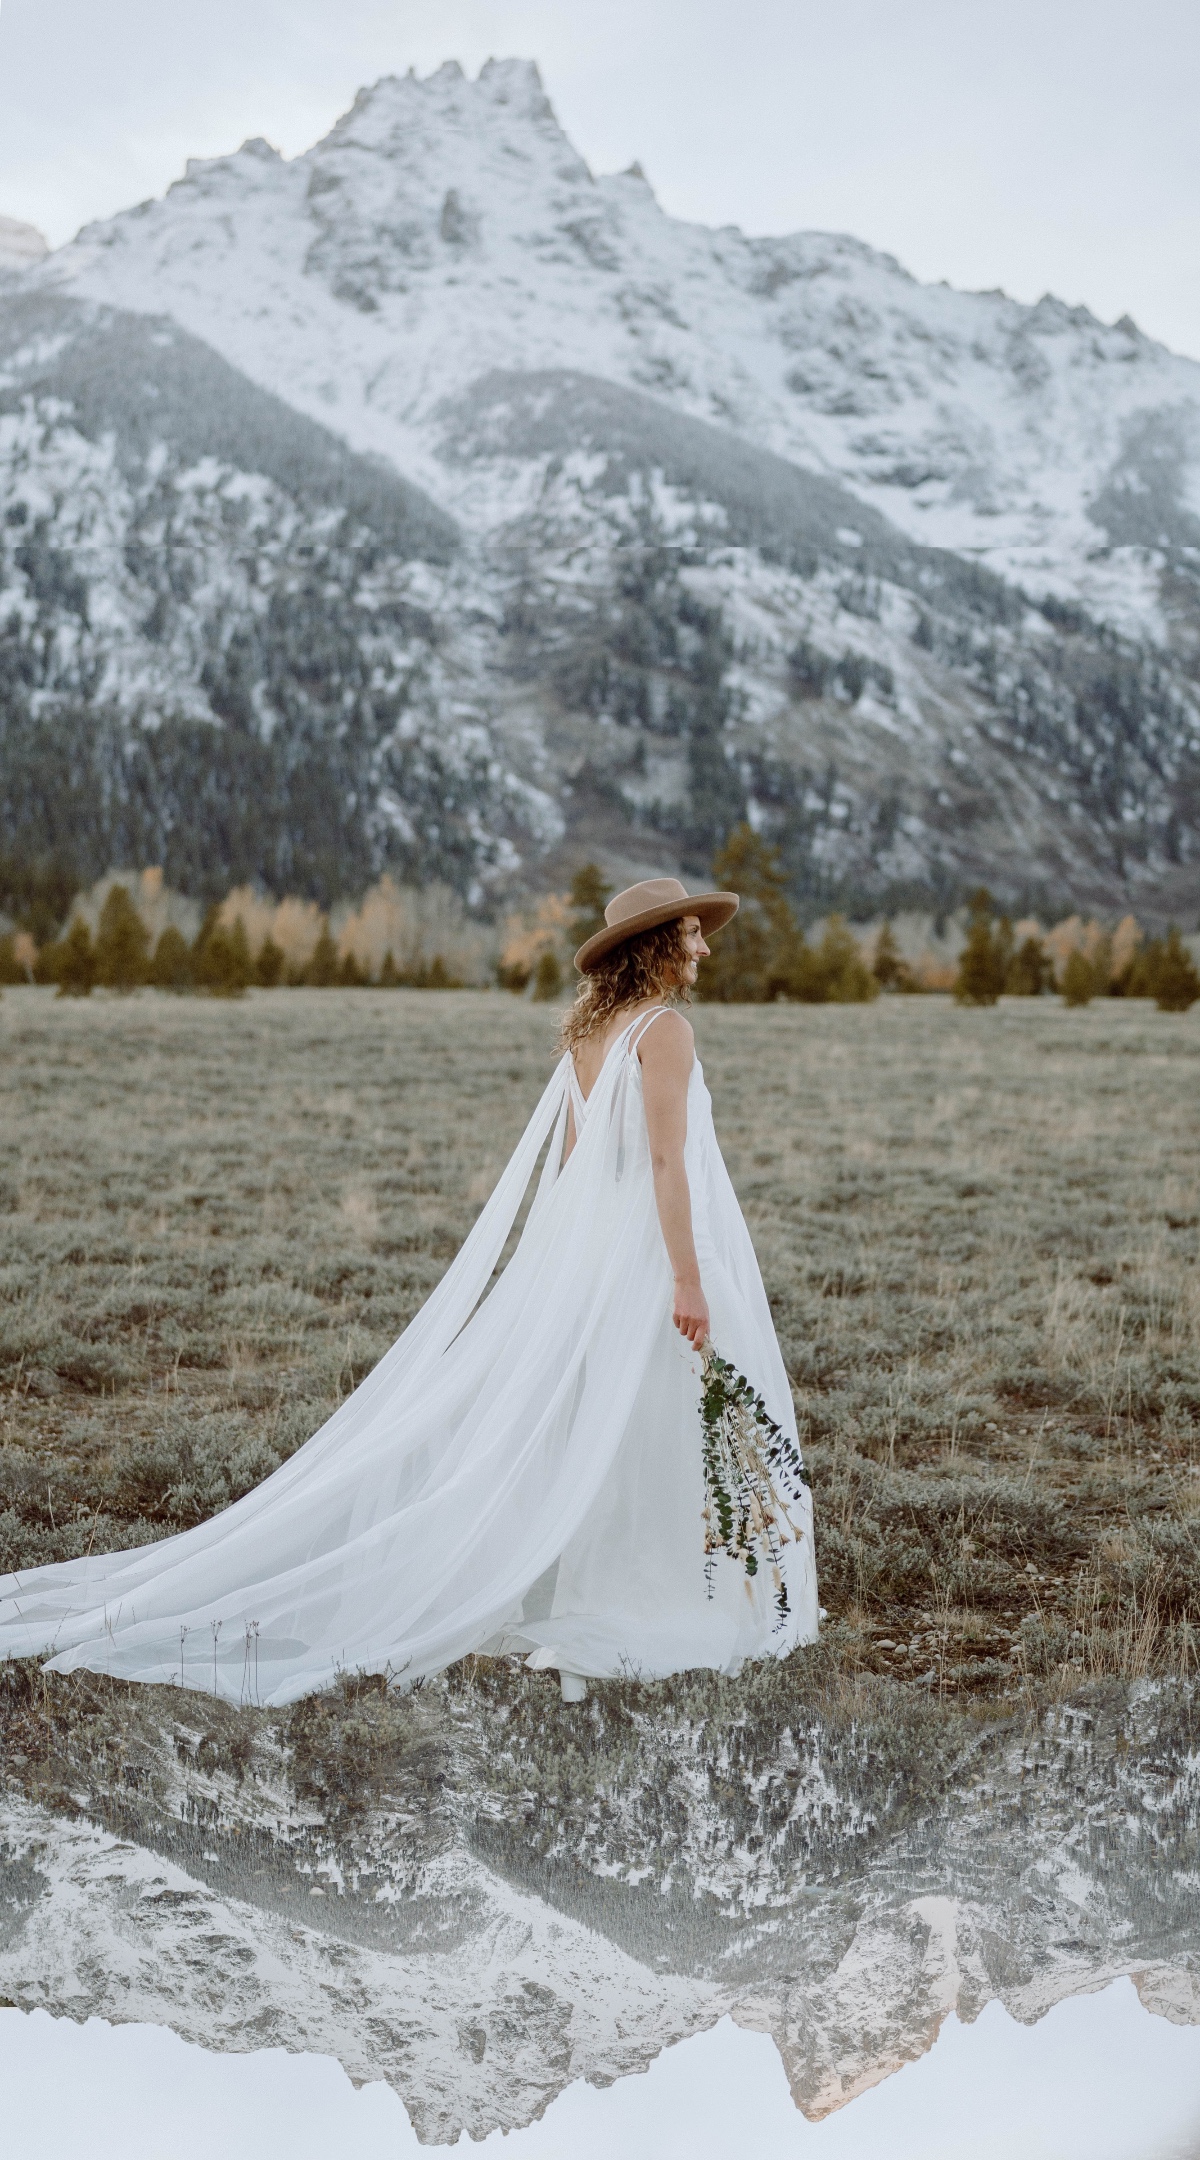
[1,0,1197,358]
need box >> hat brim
[574,891,739,974]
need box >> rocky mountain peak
[4,65,1200,915]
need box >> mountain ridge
[2,60,1199,915]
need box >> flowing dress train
[0,1015,818,1705]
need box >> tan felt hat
[573,877,738,973]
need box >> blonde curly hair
[558,917,693,1054]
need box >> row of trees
[0,887,466,998]
[954,890,1199,1012]
[2,844,1197,1012]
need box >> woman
[0,878,817,1706]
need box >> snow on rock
[2,1681,1198,2139]
[0,218,48,272]
[31,62,1200,622]
[3,63,1200,910]
[0,1791,717,2145]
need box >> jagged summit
[33,56,1197,622]
[4,63,1200,911]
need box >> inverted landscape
[2,57,1200,2144]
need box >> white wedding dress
[0,1014,818,1706]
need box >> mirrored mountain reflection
[1,1662,1198,2143]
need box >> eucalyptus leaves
[699,1345,810,1625]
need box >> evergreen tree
[1061,949,1095,1007]
[338,949,368,987]
[94,884,149,991]
[872,921,915,992]
[1152,926,1200,1012]
[56,917,96,997]
[1123,939,1161,998]
[255,936,285,989]
[378,950,401,988]
[305,925,339,986]
[816,916,879,1003]
[192,908,252,995]
[954,890,1006,1006]
[533,948,564,1001]
[568,863,612,950]
[1006,934,1053,996]
[149,924,193,991]
[0,935,26,986]
[698,825,798,1002]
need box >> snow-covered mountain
[0,219,47,272]
[2,1678,1198,2140]
[4,59,1200,913]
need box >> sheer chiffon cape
[0,1019,817,1705]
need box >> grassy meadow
[1,983,1199,1704]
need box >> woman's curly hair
[558,917,693,1053]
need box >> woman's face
[677,915,710,986]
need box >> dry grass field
[2,983,1199,1705]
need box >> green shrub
[94,884,149,991]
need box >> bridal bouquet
[699,1345,810,1625]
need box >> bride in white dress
[0,878,818,1705]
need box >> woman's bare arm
[639,1011,709,1348]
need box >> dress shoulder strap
[627,1004,672,1057]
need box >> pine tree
[94,884,149,991]
[698,825,798,1002]
[192,909,251,996]
[255,936,285,989]
[378,950,401,988]
[1061,949,1095,1007]
[305,925,339,987]
[872,920,915,991]
[1152,927,1200,1012]
[56,917,96,997]
[1006,934,1053,996]
[815,916,879,1003]
[568,863,612,950]
[0,935,26,986]
[149,925,193,991]
[532,948,564,1001]
[954,890,1006,1006]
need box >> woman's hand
[673,1273,710,1350]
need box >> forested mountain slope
[3,59,1199,912]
